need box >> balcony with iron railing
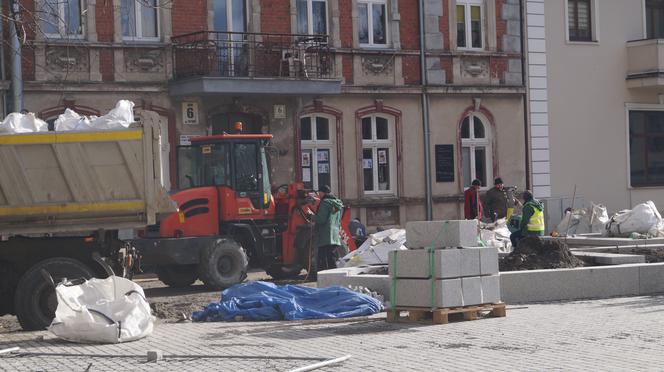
[169,31,341,96]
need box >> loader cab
[173,134,275,227]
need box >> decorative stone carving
[124,49,164,73]
[361,55,394,75]
[460,58,489,79]
[45,46,89,72]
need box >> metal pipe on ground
[288,355,352,372]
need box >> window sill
[628,184,664,189]
[122,38,164,45]
[566,40,599,45]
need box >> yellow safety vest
[527,208,545,232]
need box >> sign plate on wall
[182,102,199,125]
[273,104,286,119]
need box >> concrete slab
[467,247,499,275]
[547,236,664,248]
[481,275,502,304]
[461,277,483,306]
[393,278,463,308]
[406,220,478,248]
[388,249,461,279]
[317,266,391,298]
[573,251,646,265]
[459,248,481,277]
[638,263,664,294]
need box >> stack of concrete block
[389,220,501,308]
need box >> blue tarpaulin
[192,281,384,322]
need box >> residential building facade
[11,0,527,227]
[525,0,664,213]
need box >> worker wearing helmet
[510,190,545,248]
[310,185,344,274]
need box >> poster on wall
[378,150,387,164]
[317,150,329,162]
[301,152,311,167]
[435,144,455,182]
[318,163,329,174]
[363,159,373,169]
[302,168,311,182]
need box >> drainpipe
[520,0,530,191]
[0,4,6,117]
[418,0,433,220]
[9,0,23,113]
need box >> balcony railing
[172,31,335,80]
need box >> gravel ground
[0,269,316,334]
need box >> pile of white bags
[54,100,135,131]
[49,276,153,344]
[554,203,609,236]
[605,201,664,238]
[337,229,407,267]
[0,112,48,133]
[480,218,512,253]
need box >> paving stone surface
[2,295,664,371]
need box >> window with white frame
[296,0,327,35]
[567,0,593,42]
[361,115,395,194]
[41,0,83,37]
[461,114,491,188]
[121,0,159,40]
[628,110,664,187]
[646,0,664,39]
[456,0,483,49]
[300,115,336,192]
[358,0,388,46]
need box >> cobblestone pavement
[2,295,664,371]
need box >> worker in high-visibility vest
[510,190,545,248]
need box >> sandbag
[605,201,664,237]
[48,276,153,344]
[0,112,48,133]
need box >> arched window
[300,114,336,192]
[461,113,492,188]
[361,115,395,194]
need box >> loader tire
[156,265,198,288]
[198,239,248,290]
[265,264,303,280]
[14,257,94,331]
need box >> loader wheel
[156,265,198,288]
[265,264,303,280]
[14,257,94,331]
[198,239,248,290]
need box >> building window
[629,110,664,187]
[42,0,83,37]
[297,0,327,35]
[567,0,592,41]
[361,115,395,193]
[121,0,159,40]
[358,0,387,46]
[456,0,482,49]
[301,115,336,192]
[646,0,664,39]
[461,114,491,188]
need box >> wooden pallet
[386,303,506,324]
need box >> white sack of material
[555,203,609,236]
[337,229,407,267]
[605,201,664,237]
[54,100,134,131]
[48,276,153,344]
[0,112,49,133]
[480,218,512,253]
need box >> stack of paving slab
[389,220,501,308]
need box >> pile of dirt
[500,237,585,271]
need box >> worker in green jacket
[510,190,545,248]
[309,185,344,274]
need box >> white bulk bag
[48,276,154,344]
[0,112,49,133]
[606,201,664,237]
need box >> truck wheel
[198,239,248,290]
[156,265,198,288]
[14,257,94,331]
[265,264,303,280]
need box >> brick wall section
[99,49,114,81]
[20,48,35,81]
[338,0,353,48]
[342,54,353,84]
[18,0,36,80]
[172,0,207,35]
[496,0,507,52]
[399,0,419,50]
[490,57,507,83]
[440,0,449,50]
[402,55,420,85]
[441,56,452,83]
[96,0,114,81]
[261,0,291,34]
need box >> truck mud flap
[132,237,220,265]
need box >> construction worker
[310,185,344,274]
[510,190,545,248]
[485,177,508,222]
[464,179,483,220]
